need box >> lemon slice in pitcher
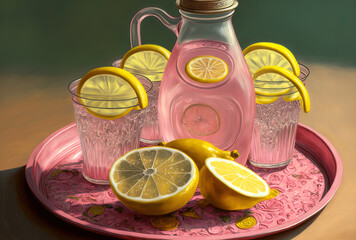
[253,66,310,112]
[109,146,199,215]
[120,44,171,82]
[185,56,228,83]
[77,67,148,119]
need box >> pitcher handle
[130,7,181,48]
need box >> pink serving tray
[25,123,342,239]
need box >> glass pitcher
[131,0,255,166]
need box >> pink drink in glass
[158,40,255,165]
[68,76,152,184]
[113,59,162,144]
[248,64,310,168]
[138,81,161,144]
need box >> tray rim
[25,122,343,239]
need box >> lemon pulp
[199,157,278,210]
[109,146,199,215]
[206,158,269,197]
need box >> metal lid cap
[176,0,238,14]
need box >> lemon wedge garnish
[255,94,280,104]
[185,55,228,83]
[77,67,148,120]
[243,42,300,77]
[253,66,310,112]
[243,42,301,96]
[119,44,171,82]
[109,146,199,215]
[199,157,278,210]
[254,84,291,96]
[283,88,302,102]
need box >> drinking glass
[113,58,162,145]
[248,64,310,168]
[68,75,152,184]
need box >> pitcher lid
[176,0,238,14]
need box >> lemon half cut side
[253,66,310,112]
[199,157,277,210]
[109,146,199,215]
[77,67,148,120]
[205,157,269,198]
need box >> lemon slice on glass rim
[185,55,229,83]
[109,146,199,215]
[77,67,148,120]
[253,66,310,113]
[119,44,171,82]
[243,42,300,77]
[243,42,301,96]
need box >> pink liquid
[158,40,255,165]
[249,98,300,168]
[69,79,146,185]
[140,81,161,144]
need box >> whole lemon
[158,138,239,169]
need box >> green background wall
[1,0,355,77]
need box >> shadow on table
[0,166,323,240]
[0,166,117,240]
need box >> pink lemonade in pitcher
[159,39,255,165]
[130,2,256,165]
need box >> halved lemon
[243,42,300,77]
[109,146,199,215]
[253,66,310,112]
[119,44,171,82]
[77,67,148,120]
[199,157,278,210]
[185,56,228,83]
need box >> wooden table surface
[0,63,355,239]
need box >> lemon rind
[253,66,310,112]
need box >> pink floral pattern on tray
[44,149,326,237]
